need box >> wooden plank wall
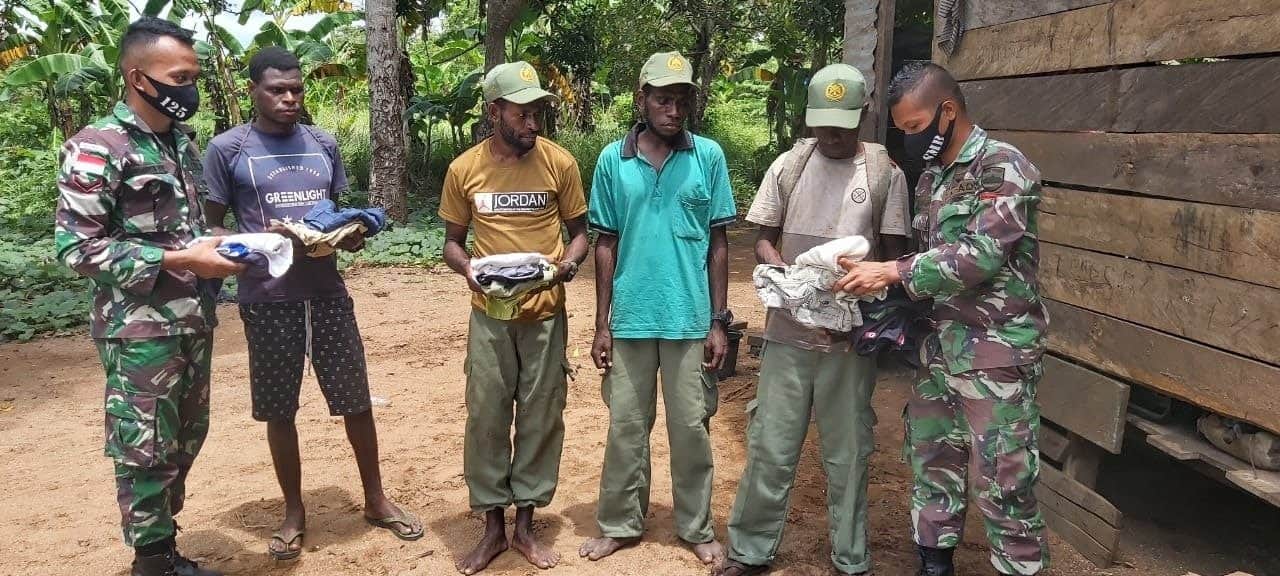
[934,0,1280,436]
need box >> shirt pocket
[674,183,711,240]
[933,199,974,244]
[120,164,182,234]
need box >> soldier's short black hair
[248,46,301,83]
[119,17,195,70]
[888,62,966,110]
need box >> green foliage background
[0,0,840,341]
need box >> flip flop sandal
[365,505,425,541]
[268,531,304,561]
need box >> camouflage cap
[639,51,696,90]
[806,63,867,129]
[482,61,558,104]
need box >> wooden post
[844,0,895,144]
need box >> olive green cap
[482,61,558,104]
[806,63,867,129]
[639,51,696,89]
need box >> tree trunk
[366,0,409,221]
[573,73,593,131]
[844,0,891,143]
[687,18,712,133]
[475,0,528,143]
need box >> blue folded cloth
[302,199,387,236]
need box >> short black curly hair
[248,46,301,83]
[119,17,195,71]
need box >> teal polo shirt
[589,124,737,340]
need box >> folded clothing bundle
[209,233,294,277]
[753,236,885,333]
[470,253,557,320]
[266,200,389,258]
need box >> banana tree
[1,0,132,137]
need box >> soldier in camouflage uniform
[834,62,1049,576]
[54,18,242,576]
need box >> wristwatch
[711,308,734,328]
[560,260,580,282]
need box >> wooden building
[929,0,1280,566]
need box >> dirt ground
[2,229,1278,576]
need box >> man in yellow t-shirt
[438,61,589,574]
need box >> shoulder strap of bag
[776,137,818,227]
[862,142,893,243]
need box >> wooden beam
[1040,463,1123,527]
[851,0,895,144]
[993,131,1280,212]
[872,0,894,144]
[962,0,1111,30]
[1040,243,1280,366]
[1129,413,1280,507]
[1062,433,1105,488]
[936,0,1280,80]
[966,57,1280,134]
[1040,188,1280,290]
[1038,501,1115,568]
[1040,356,1130,454]
[1036,468,1121,567]
[1047,301,1280,436]
[1040,425,1072,463]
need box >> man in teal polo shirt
[578,51,736,566]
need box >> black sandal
[268,531,304,561]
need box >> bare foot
[512,527,559,569]
[691,539,726,565]
[511,506,559,570]
[578,536,639,561]
[456,509,508,575]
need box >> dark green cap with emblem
[806,63,867,129]
[482,61,558,104]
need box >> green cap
[638,51,696,89]
[806,63,867,129]
[482,61,558,104]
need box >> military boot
[169,543,222,576]
[130,553,177,576]
[916,545,955,576]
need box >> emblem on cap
[520,66,536,83]
[667,55,685,71]
[825,82,846,102]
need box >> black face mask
[903,101,954,163]
[135,71,200,121]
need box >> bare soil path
[1,228,1277,576]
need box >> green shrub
[703,97,772,208]
[0,146,59,235]
[312,99,372,192]
[339,211,447,268]
[0,236,90,341]
[554,128,617,194]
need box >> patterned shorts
[240,296,371,421]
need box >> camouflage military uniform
[55,102,217,548]
[894,126,1049,575]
